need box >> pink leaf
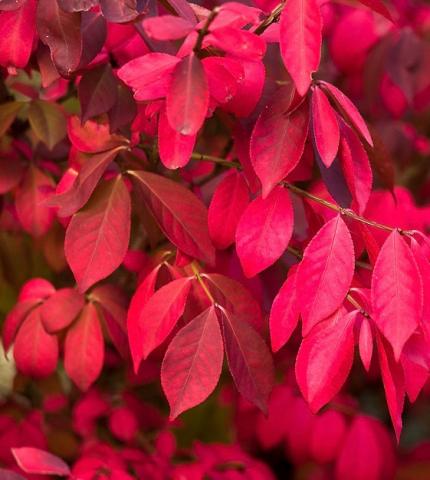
[338,119,373,214]
[65,176,131,292]
[376,333,405,441]
[208,171,250,250]
[250,87,309,197]
[142,15,193,40]
[309,410,347,463]
[13,307,59,378]
[2,299,38,352]
[217,306,274,413]
[359,315,373,371]
[0,0,36,68]
[279,0,322,96]
[311,86,340,167]
[64,302,104,391]
[130,170,215,265]
[297,215,355,335]
[158,106,196,169]
[335,416,386,480]
[371,230,422,360]
[40,288,85,333]
[202,57,243,105]
[269,268,300,352]
[236,186,294,278]
[128,277,192,371]
[12,447,70,476]
[295,309,355,413]
[357,0,393,21]
[166,53,209,135]
[50,146,124,217]
[161,306,223,419]
[319,81,373,146]
[117,53,180,102]
[205,27,266,60]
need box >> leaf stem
[254,2,285,35]
[190,152,241,169]
[191,262,215,303]
[191,151,401,235]
[194,8,220,53]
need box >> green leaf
[0,101,25,137]
[28,100,67,150]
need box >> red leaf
[51,146,124,217]
[371,230,422,360]
[127,277,192,371]
[65,176,131,292]
[236,186,294,277]
[0,153,25,194]
[64,302,104,391]
[279,0,322,96]
[142,15,193,40]
[269,268,300,352]
[359,315,373,371]
[205,27,266,60]
[202,57,243,104]
[166,53,209,135]
[15,164,55,237]
[295,309,355,413]
[376,333,405,441]
[13,307,58,378]
[99,0,140,23]
[0,0,36,68]
[311,86,340,167]
[12,447,70,476]
[335,416,386,480]
[2,300,37,352]
[36,0,82,76]
[158,106,196,169]
[217,306,274,413]
[161,306,223,419]
[0,469,26,480]
[357,0,393,21]
[67,116,128,153]
[250,88,309,197]
[41,288,85,333]
[319,81,373,146]
[339,120,373,214]
[208,171,250,250]
[117,53,180,102]
[204,273,263,332]
[58,0,98,12]
[129,170,215,265]
[309,410,347,463]
[78,63,118,123]
[297,215,355,335]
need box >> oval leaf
[161,306,223,419]
[217,306,274,414]
[64,302,104,391]
[129,170,215,265]
[127,277,192,371]
[236,186,294,277]
[279,0,322,96]
[65,175,131,292]
[166,53,209,135]
[297,215,355,335]
[371,230,422,360]
[295,309,355,413]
